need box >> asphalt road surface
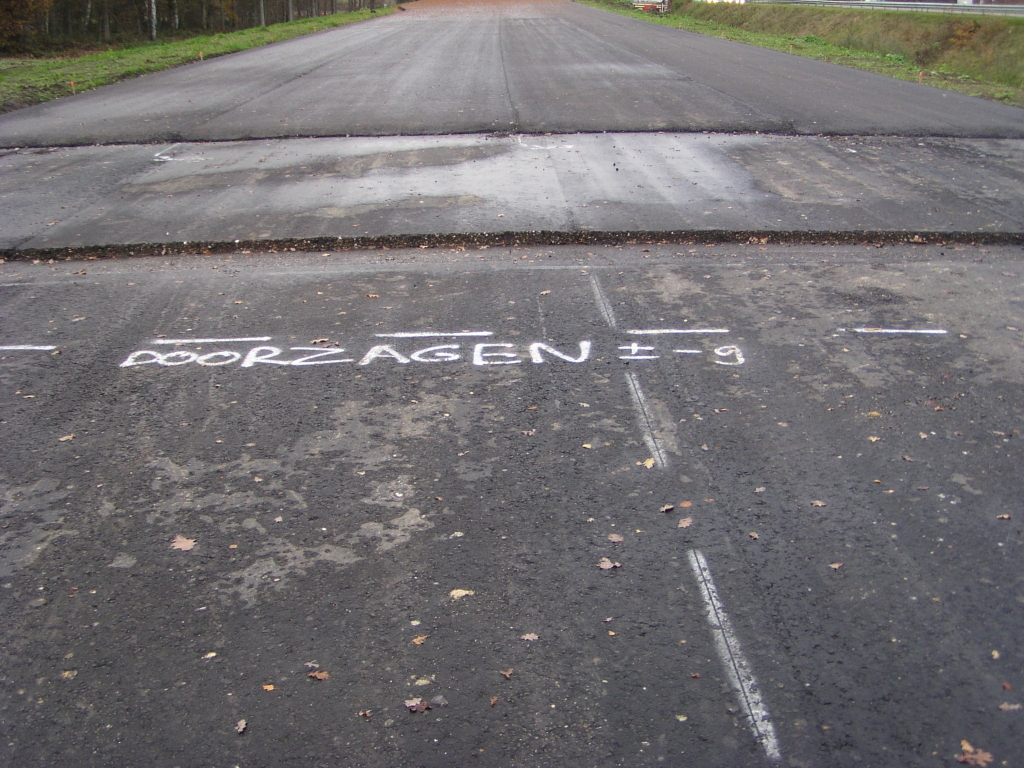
[1,0,1024,766]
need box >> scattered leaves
[868,436,881,442]
[997,514,1011,520]
[405,698,430,713]
[262,684,275,691]
[58,434,75,442]
[607,533,624,543]
[659,504,674,513]
[811,500,827,507]
[499,668,513,680]
[749,532,759,540]
[829,562,843,570]
[521,633,538,641]
[236,719,247,735]
[956,740,994,766]
[411,635,430,646]
[490,696,499,707]
[307,670,330,681]
[450,589,474,601]
[999,703,1022,711]
[677,517,693,528]
[170,535,196,551]
[598,558,621,570]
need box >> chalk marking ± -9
[839,328,948,335]
[688,549,782,762]
[625,371,667,469]
[0,345,57,351]
[627,328,730,335]
[619,343,659,360]
[153,337,272,344]
[714,345,745,366]
[375,331,493,338]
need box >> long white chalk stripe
[0,345,57,351]
[627,328,729,335]
[848,328,947,335]
[688,549,782,762]
[674,349,702,354]
[625,371,667,469]
[153,337,272,344]
[374,331,493,338]
[589,274,618,330]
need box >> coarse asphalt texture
[1,1,1024,766]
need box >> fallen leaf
[996,514,1011,520]
[691,673,700,679]
[992,650,1001,660]
[203,652,217,659]
[499,668,513,680]
[598,558,621,570]
[1003,682,1012,691]
[308,670,330,681]
[917,486,929,490]
[303,661,319,669]
[521,633,539,641]
[411,635,430,645]
[450,589,474,601]
[539,290,551,296]
[868,436,881,442]
[526,405,538,411]
[61,670,77,679]
[405,697,430,712]
[58,434,75,442]
[811,500,827,507]
[171,535,196,551]
[920,432,929,439]
[901,454,914,462]
[582,443,592,449]
[641,458,656,469]
[233,300,243,304]
[309,338,329,344]
[829,562,843,570]
[365,293,379,298]
[957,740,994,766]
[490,696,499,707]
[700,443,709,451]
[236,719,247,735]
[521,429,535,436]
[999,702,1022,711]
[678,517,693,528]
[749,532,759,540]
[358,710,372,718]
[755,487,766,493]
[659,504,675,513]
[867,411,882,419]
[607,533,624,543]
[414,677,432,686]
[675,714,688,722]
[262,684,275,691]
[607,630,616,636]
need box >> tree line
[2,0,377,52]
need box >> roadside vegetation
[581,0,1024,108]
[0,9,391,113]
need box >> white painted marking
[846,328,948,335]
[673,349,702,354]
[589,274,618,330]
[153,143,179,162]
[625,371,667,468]
[473,343,520,366]
[529,342,591,364]
[153,337,272,344]
[714,345,745,366]
[515,135,574,151]
[627,329,729,335]
[619,343,659,360]
[375,331,493,338]
[0,345,57,351]
[688,549,781,763]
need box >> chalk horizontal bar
[626,328,729,335]
[153,337,273,344]
[0,345,57,351]
[847,328,948,335]
[374,331,493,338]
[674,349,703,354]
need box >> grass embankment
[581,0,1024,108]
[0,9,393,114]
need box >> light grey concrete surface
[2,133,1022,251]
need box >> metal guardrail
[750,0,1024,15]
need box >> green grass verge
[578,0,1024,109]
[0,9,393,114]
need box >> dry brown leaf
[598,558,621,570]
[520,633,538,641]
[868,436,881,442]
[236,719,247,735]
[308,338,329,344]
[411,635,430,646]
[170,535,196,551]
[691,673,701,679]
[901,454,914,462]
[489,696,499,707]
[957,740,994,766]
[996,514,1011,520]
[365,293,379,298]
[1003,682,1012,691]
[358,710,372,718]
[521,429,535,436]
[677,517,693,528]
[811,500,827,507]
[307,670,330,681]
[607,533,624,543]
[526,405,538,411]
[641,458,656,469]
[999,702,1022,711]
[58,434,75,442]
[405,697,430,712]
[262,684,275,691]
[749,532,759,540]
[659,504,675,513]
[450,589,474,601]
[499,668,513,680]
[829,562,843,570]
[679,500,692,508]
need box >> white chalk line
[374,331,493,338]
[625,371,667,469]
[688,549,782,763]
[589,274,618,330]
[627,328,730,335]
[674,349,702,354]
[0,345,57,351]
[840,328,948,335]
[153,337,272,344]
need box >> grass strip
[0,9,393,114]
[578,0,1024,108]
